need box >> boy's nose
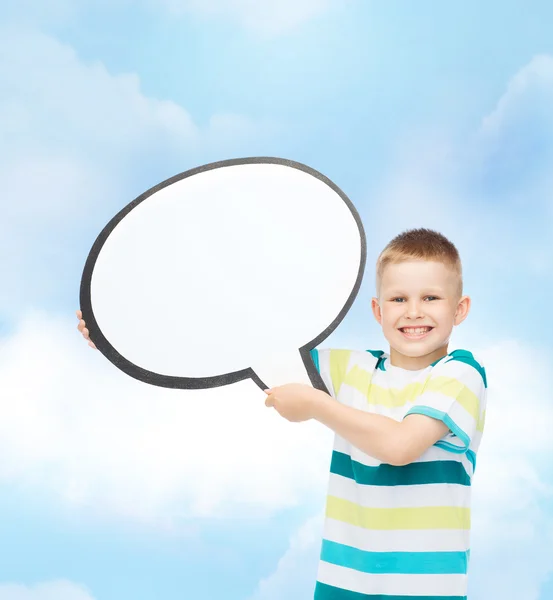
[405,301,424,318]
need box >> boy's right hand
[76,309,97,349]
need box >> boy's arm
[265,384,448,466]
[312,394,449,466]
[267,349,485,466]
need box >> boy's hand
[264,383,329,422]
[76,309,97,349]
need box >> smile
[398,326,434,340]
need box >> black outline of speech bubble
[80,157,366,392]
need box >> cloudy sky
[1,1,553,598]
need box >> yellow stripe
[477,408,486,433]
[343,368,425,407]
[342,369,482,425]
[425,376,480,421]
[368,381,425,407]
[335,358,485,433]
[329,350,352,396]
[342,365,372,396]
[326,496,471,530]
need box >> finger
[88,341,96,349]
[76,309,82,319]
[265,396,274,407]
[263,389,272,395]
[77,320,85,332]
[82,328,90,339]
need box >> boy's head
[371,228,470,369]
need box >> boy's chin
[393,346,429,358]
[389,339,446,359]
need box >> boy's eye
[390,296,439,302]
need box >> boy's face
[371,260,470,369]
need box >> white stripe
[406,391,476,436]
[339,382,417,418]
[448,400,477,437]
[333,437,381,466]
[371,363,430,385]
[317,560,468,596]
[327,473,472,509]
[350,351,381,373]
[323,518,471,553]
[339,384,374,411]
[333,436,474,477]
[419,444,471,464]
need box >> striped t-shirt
[310,348,487,600]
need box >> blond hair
[376,228,463,297]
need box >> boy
[263,228,487,599]
[77,228,486,599]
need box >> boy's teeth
[402,327,431,334]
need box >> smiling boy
[264,228,487,599]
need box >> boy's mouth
[398,326,434,339]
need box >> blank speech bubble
[80,157,366,391]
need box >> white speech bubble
[80,158,366,390]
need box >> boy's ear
[371,297,382,324]
[454,295,471,326]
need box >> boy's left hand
[264,383,326,422]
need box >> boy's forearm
[266,384,448,464]
[312,393,404,465]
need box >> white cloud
[0,581,95,600]
[1,0,80,27]
[2,0,340,35]
[0,28,197,153]
[0,311,333,527]
[368,55,553,279]
[248,513,323,600]
[0,27,265,319]
[480,54,553,137]
[467,341,553,600]
[160,0,340,37]
[474,55,553,230]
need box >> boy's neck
[389,344,449,370]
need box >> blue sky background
[1,1,552,599]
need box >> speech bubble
[80,157,366,391]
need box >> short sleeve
[404,350,487,454]
[309,348,352,400]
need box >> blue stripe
[365,349,385,359]
[310,348,320,374]
[406,406,471,452]
[314,582,466,600]
[321,540,468,575]
[445,349,487,388]
[365,349,386,371]
[465,449,476,471]
[431,354,448,367]
[331,451,471,486]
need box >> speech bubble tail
[251,349,318,391]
